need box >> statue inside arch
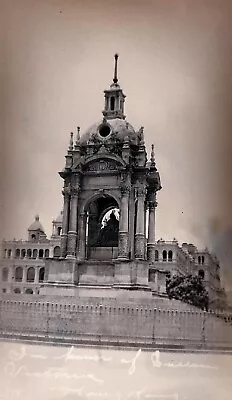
[96,211,119,247]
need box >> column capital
[136,186,146,198]
[62,186,71,197]
[70,185,80,196]
[120,184,130,196]
[148,200,158,211]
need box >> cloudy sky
[1,0,232,293]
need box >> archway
[85,194,119,260]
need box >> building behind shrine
[0,55,227,310]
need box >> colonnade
[60,181,157,262]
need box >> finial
[151,144,155,164]
[35,214,39,221]
[69,132,74,151]
[113,53,119,84]
[138,126,144,144]
[76,126,80,143]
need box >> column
[34,267,39,284]
[66,187,79,258]
[135,187,146,260]
[147,200,157,262]
[22,267,27,283]
[77,212,86,260]
[118,187,129,259]
[60,186,70,258]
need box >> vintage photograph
[1,1,232,399]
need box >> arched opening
[198,269,205,279]
[162,250,167,261]
[27,249,32,258]
[32,249,38,259]
[155,250,159,262]
[57,227,62,236]
[110,96,115,111]
[38,249,44,259]
[27,267,35,282]
[15,249,20,259]
[168,250,173,262]
[85,195,119,260]
[45,249,50,258]
[54,246,61,258]
[7,249,12,258]
[2,267,8,282]
[198,256,201,264]
[39,267,45,282]
[25,288,33,294]
[14,288,21,294]
[21,249,26,259]
[15,267,23,282]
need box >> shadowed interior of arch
[86,195,119,260]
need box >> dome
[54,210,63,224]
[80,118,138,145]
[28,215,45,232]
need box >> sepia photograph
[1,1,232,399]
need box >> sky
[1,0,232,293]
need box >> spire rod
[113,53,119,84]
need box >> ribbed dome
[28,215,45,232]
[80,118,137,145]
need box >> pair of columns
[60,183,87,260]
[60,185,78,259]
[118,186,157,261]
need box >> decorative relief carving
[135,234,145,260]
[147,244,156,262]
[85,159,119,172]
[118,232,129,259]
[135,186,146,198]
[120,171,131,195]
[67,233,77,257]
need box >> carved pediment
[84,158,121,173]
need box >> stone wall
[0,295,232,349]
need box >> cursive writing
[50,386,179,400]
[54,345,112,363]
[151,350,218,370]
[8,345,47,361]
[121,349,142,375]
[4,362,104,383]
